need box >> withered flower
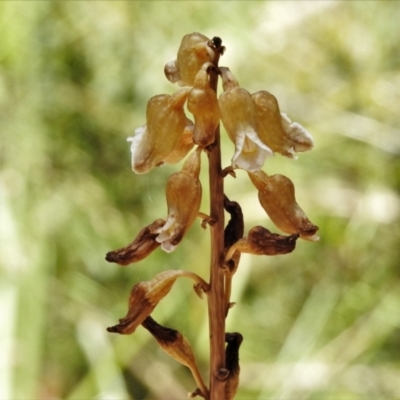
[252,90,313,158]
[164,32,222,87]
[105,219,166,266]
[248,170,319,241]
[128,88,192,174]
[107,270,209,335]
[225,332,243,400]
[187,62,220,147]
[219,68,273,171]
[142,316,209,399]
[155,149,202,252]
[225,226,298,262]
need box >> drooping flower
[219,68,273,171]
[187,62,220,147]
[225,226,298,262]
[164,33,223,87]
[107,270,209,335]
[248,170,319,241]
[155,148,202,252]
[142,316,209,399]
[252,90,313,158]
[105,219,166,266]
[128,88,192,174]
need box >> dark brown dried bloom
[107,270,209,335]
[105,219,165,266]
[225,332,243,400]
[226,226,298,261]
[142,316,209,398]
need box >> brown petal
[105,219,166,265]
[107,271,183,334]
[229,226,298,257]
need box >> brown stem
[206,39,226,400]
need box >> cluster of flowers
[105,33,319,399]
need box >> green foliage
[1,2,399,399]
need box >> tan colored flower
[161,125,194,164]
[107,270,209,335]
[252,90,313,158]
[128,88,192,174]
[219,68,273,171]
[164,33,222,87]
[248,170,319,241]
[155,149,202,252]
[187,62,220,147]
[105,219,166,266]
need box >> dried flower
[142,316,209,398]
[164,32,221,87]
[248,170,319,240]
[155,149,202,252]
[187,62,220,147]
[252,90,313,158]
[105,219,166,266]
[219,68,273,171]
[225,332,243,400]
[225,226,298,261]
[107,270,209,335]
[128,88,192,174]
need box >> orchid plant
[106,33,318,400]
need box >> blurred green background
[1,1,400,399]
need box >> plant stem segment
[207,42,226,400]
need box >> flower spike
[219,68,273,171]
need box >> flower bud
[252,91,313,158]
[155,149,202,252]
[164,32,216,87]
[248,170,319,241]
[187,63,220,147]
[219,68,273,171]
[105,219,166,265]
[128,88,192,174]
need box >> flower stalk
[105,32,318,400]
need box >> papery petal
[280,113,314,153]
[248,170,319,241]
